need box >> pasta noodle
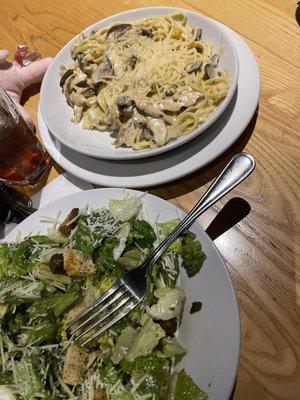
[59,13,230,150]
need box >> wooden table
[1,1,299,399]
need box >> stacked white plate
[39,7,260,188]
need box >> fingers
[18,57,53,87]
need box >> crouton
[64,249,96,277]
[63,344,89,385]
[93,389,107,400]
[58,208,79,236]
[65,303,85,325]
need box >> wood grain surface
[0,1,299,399]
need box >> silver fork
[68,152,255,346]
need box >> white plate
[40,7,239,160]
[5,188,240,400]
[38,22,259,188]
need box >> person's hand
[0,48,52,128]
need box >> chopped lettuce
[109,197,141,221]
[94,236,119,273]
[117,248,145,270]
[113,223,131,260]
[190,301,202,314]
[111,393,134,400]
[14,357,49,399]
[126,319,165,362]
[111,326,136,364]
[73,209,118,253]
[148,287,185,321]
[180,232,206,278]
[169,370,208,400]
[129,219,157,249]
[162,338,187,358]
[120,353,167,376]
[0,277,43,304]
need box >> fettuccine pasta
[59,13,230,150]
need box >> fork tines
[67,280,140,347]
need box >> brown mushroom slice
[193,27,202,41]
[204,54,219,79]
[115,119,136,148]
[186,60,203,74]
[82,87,95,98]
[92,56,114,84]
[146,117,167,147]
[117,96,135,117]
[140,28,154,38]
[106,23,132,39]
[58,207,79,236]
[71,70,88,88]
[59,68,73,87]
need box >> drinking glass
[0,86,52,186]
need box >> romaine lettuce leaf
[148,287,185,321]
[162,338,187,358]
[125,319,165,362]
[94,237,120,274]
[113,223,131,260]
[120,353,167,376]
[111,393,134,400]
[117,248,145,270]
[180,232,206,278]
[168,369,208,400]
[73,209,118,253]
[0,277,43,304]
[111,326,136,364]
[109,197,141,221]
[129,219,156,249]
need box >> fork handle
[143,152,255,274]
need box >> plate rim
[5,187,241,399]
[38,22,260,188]
[40,6,239,160]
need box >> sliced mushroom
[117,96,135,117]
[115,119,136,147]
[129,55,138,69]
[193,28,202,41]
[82,87,95,98]
[92,56,114,84]
[49,254,65,275]
[71,70,88,88]
[106,23,132,39]
[204,54,219,79]
[140,28,154,38]
[186,60,203,74]
[140,128,153,141]
[60,69,73,87]
[58,207,79,236]
[146,117,167,147]
[165,89,174,97]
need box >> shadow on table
[205,197,251,241]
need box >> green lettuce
[109,197,141,221]
[148,287,185,321]
[0,277,43,304]
[180,232,206,278]
[168,370,208,400]
[129,219,156,249]
[125,319,165,362]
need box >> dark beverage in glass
[0,86,52,186]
